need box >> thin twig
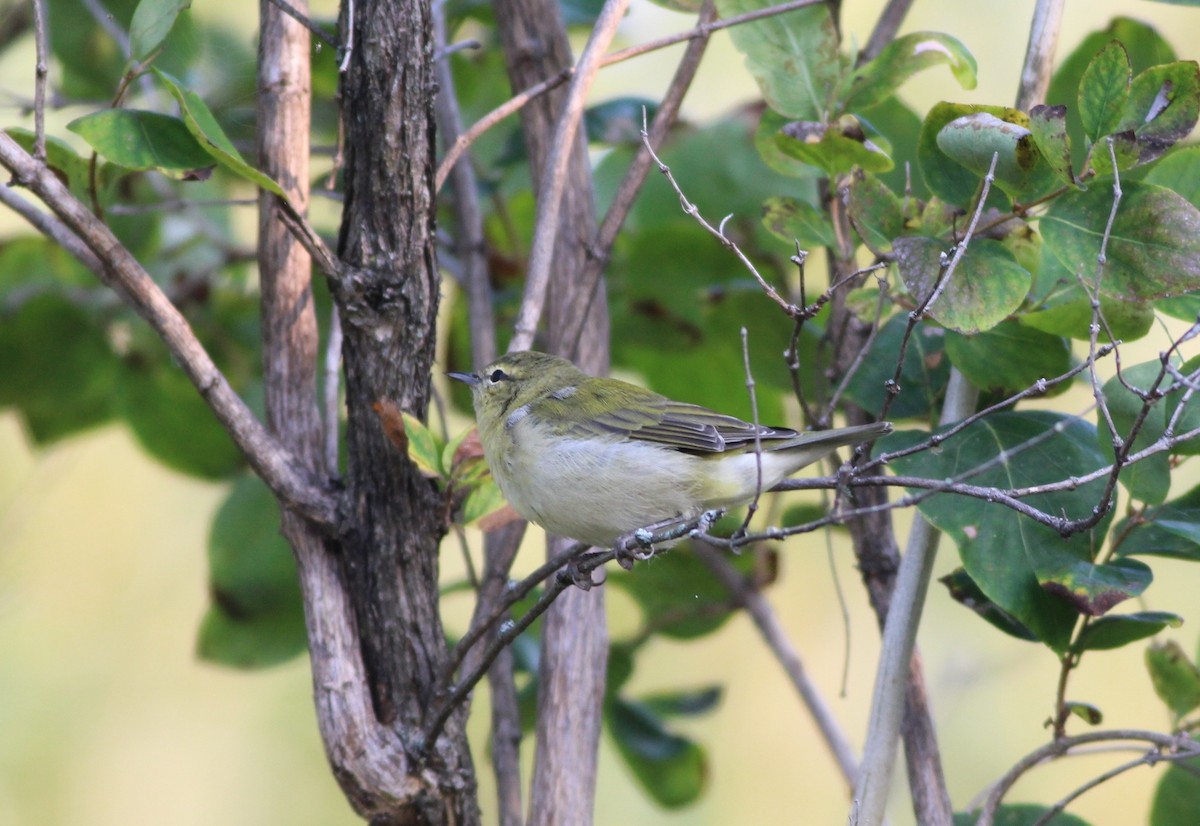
[0,184,103,272]
[739,327,766,534]
[323,305,343,472]
[508,0,631,353]
[860,0,913,64]
[975,730,1200,826]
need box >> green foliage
[198,475,307,668]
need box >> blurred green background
[4,1,1200,824]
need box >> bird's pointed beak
[447,370,479,387]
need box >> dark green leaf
[129,0,191,60]
[715,0,843,120]
[889,412,1110,652]
[918,102,1016,209]
[842,313,949,421]
[197,475,306,669]
[846,169,903,254]
[67,110,216,178]
[584,98,657,146]
[754,108,824,179]
[640,686,723,718]
[842,32,977,112]
[607,697,707,808]
[940,568,1039,641]
[944,322,1071,395]
[558,0,606,25]
[775,115,893,175]
[608,547,739,640]
[1078,41,1132,142]
[1073,611,1183,652]
[859,96,927,198]
[1145,144,1200,208]
[1020,293,1156,344]
[116,357,244,480]
[1037,555,1152,617]
[1114,61,1200,165]
[1151,757,1200,826]
[0,294,118,442]
[153,69,286,196]
[1041,180,1200,302]
[1115,481,1200,561]
[1097,360,1171,504]
[761,196,836,250]
[1047,17,1176,173]
[954,804,1093,825]
[894,236,1031,333]
[936,111,1059,201]
[1028,104,1076,186]
[1145,640,1200,719]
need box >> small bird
[449,351,891,548]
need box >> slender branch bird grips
[450,351,891,549]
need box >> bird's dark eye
[489,368,510,383]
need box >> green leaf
[116,357,245,480]
[1115,481,1200,561]
[607,696,707,808]
[754,108,824,179]
[197,475,306,669]
[1097,361,1171,504]
[1145,145,1200,208]
[608,547,739,640]
[1041,180,1200,302]
[1078,41,1132,142]
[894,237,1031,334]
[944,322,1071,395]
[5,128,105,203]
[461,479,508,526]
[841,313,950,421]
[940,568,1038,642]
[67,110,216,178]
[842,32,977,112]
[584,97,657,146]
[1036,555,1152,617]
[1151,757,1200,826]
[936,111,1059,201]
[1072,611,1183,653]
[761,196,836,250]
[1047,17,1176,173]
[859,96,928,198]
[715,0,843,120]
[954,803,1093,826]
[918,102,1016,209]
[1145,640,1200,720]
[1064,700,1104,725]
[1020,295,1156,344]
[153,69,286,197]
[401,411,445,479]
[0,294,118,443]
[889,412,1110,652]
[129,0,191,61]
[846,169,903,254]
[640,686,723,718]
[775,115,893,175]
[1028,104,1077,186]
[1115,61,1200,165]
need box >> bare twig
[267,0,337,49]
[0,184,103,272]
[860,0,914,64]
[975,730,1200,826]
[507,0,631,353]
[740,327,766,534]
[323,305,343,472]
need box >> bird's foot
[613,509,725,570]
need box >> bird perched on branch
[450,350,891,548]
